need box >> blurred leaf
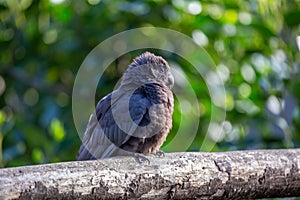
[49,118,65,142]
[0,111,5,125]
[32,148,44,163]
[222,9,238,24]
[284,10,300,27]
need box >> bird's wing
[77,93,114,160]
[77,89,149,160]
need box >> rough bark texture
[1,149,300,199]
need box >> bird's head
[120,52,174,90]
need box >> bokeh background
[0,0,300,167]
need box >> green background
[0,0,300,167]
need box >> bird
[77,52,174,161]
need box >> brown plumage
[77,52,174,161]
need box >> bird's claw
[134,153,150,165]
[154,150,165,158]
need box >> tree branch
[1,149,300,199]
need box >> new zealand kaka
[77,52,174,161]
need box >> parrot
[77,52,174,162]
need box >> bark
[1,149,300,199]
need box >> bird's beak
[168,74,174,89]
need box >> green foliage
[0,0,299,167]
[49,118,65,142]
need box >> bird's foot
[154,150,165,158]
[134,153,150,165]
